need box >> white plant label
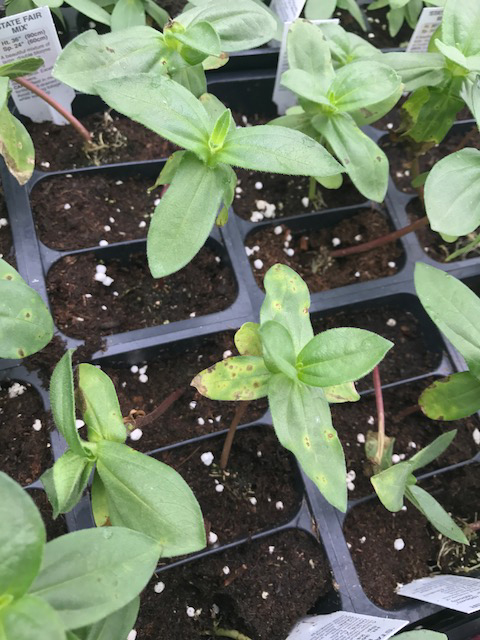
[397,575,480,614]
[287,611,409,640]
[0,7,75,124]
[273,18,338,114]
[406,6,444,53]
[270,0,306,23]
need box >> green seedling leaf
[0,472,45,598]
[177,0,277,52]
[260,264,314,353]
[110,0,145,31]
[73,596,140,640]
[435,39,480,73]
[0,57,43,78]
[419,372,480,420]
[321,23,376,67]
[304,0,336,20]
[191,356,271,400]
[77,364,126,444]
[41,451,94,518]
[371,461,412,511]
[323,381,360,403]
[269,374,347,512]
[441,0,480,58]
[411,171,429,188]
[30,527,160,630]
[149,150,186,190]
[0,78,34,184]
[54,28,166,95]
[216,124,343,177]
[200,92,233,125]
[91,471,110,528]
[296,327,393,388]
[63,0,112,25]
[0,594,65,640]
[425,148,480,237]
[328,60,401,114]
[147,152,225,278]
[312,112,389,202]
[408,430,457,471]
[280,68,332,107]
[0,259,53,358]
[380,52,447,91]
[396,632,447,640]
[403,85,464,144]
[50,350,86,458]
[259,321,297,378]
[349,83,403,127]
[287,19,335,88]
[269,112,319,139]
[414,263,480,378]
[406,484,468,544]
[208,108,232,151]
[144,0,169,28]
[95,441,206,556]
[164,20,221,65]
[234,322,262,356]
[338,0,367,30]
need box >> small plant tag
[287,611,409,639]
[406,6,444,53]
[0,7,74,124]
[270,0,306,23]
[273,18,338,114]
[397,575,480,614]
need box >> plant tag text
[287,611,409,639]
[397,575,480,614]
[273,18,338,114]
[0,7,75,124]
[270,0,306,23]
[406,6,444,53]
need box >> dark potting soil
[331,376,480,499]
[27,110,177,172]
[103,332,268,452]
[312,304,441,391]
[407,197,480,262]
[47,248,236,339]
[135,530,332,640]
[0,202,14,267]
[155,427,302,545]
[160,0,188,15]
[373,97,472,133]
[363,7,414,48]
[246,208,402,291]
[381,124,480,193]
[0,382,52,486]
[234,170,365,222]
[344,464,479,610]
[28,489,68,541]
[31,172,163,251]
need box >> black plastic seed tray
[1,71,480,635]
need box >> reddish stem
[13,76,92,143]
[220,402,249,470]
[330,216,429,259]
[134,387,185,429]
[373,366,386,466]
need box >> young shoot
[192,263,393,512]
[41,350,206,557]
[367,0,445,39]
[270,20,403,203]
[415,263,480,420]
[53,0,279,98]
[0,472,161,639]
[0,258,54,359]
[368,366,468,544]
[304,0,367,30]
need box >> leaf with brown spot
[191,356,271,401]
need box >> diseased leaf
[234,322,262,356]
[0,57,43,78]
[77,364,126,444]
[260,264,314,353]
[296,328,392,387]
[324,381,360,403]
[371,462,412,512]
[403,84,464,144]
[419,372,480,420]
[95,441,206,556]
[268,374,347,512]
[0,472,45,599]
[191,356,271,401]
[0,77,35,184]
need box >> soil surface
[373,97,472,133]
[407,197,480,262]
[382,124,480,193]
[344,464,479,610]
[47,247,236,339]
[28,489,68,541]
[246,208,402,291]
[312,304,441,391]
[31,172,163,251]
[135,530,332,640]
[331,376,480,499]
[103,332,268,452]
[0,198,14,266]
[363,7,414,48]
[27,110,177,172]
[234,170,365,222]
[155,427,302,544]
[0,382,52,486]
